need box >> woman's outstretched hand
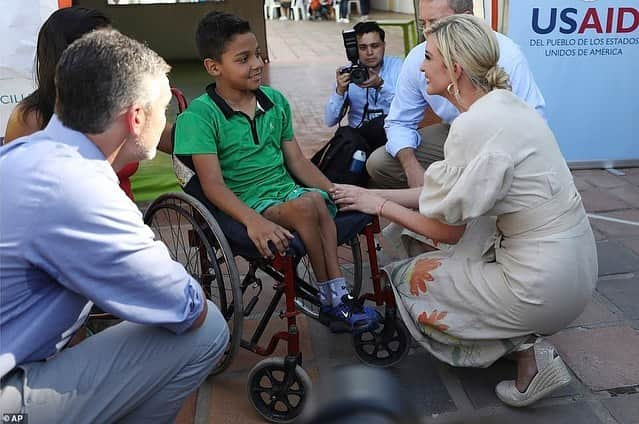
[330,184,386,215]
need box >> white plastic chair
[264,0,283,20]
[292,0,308,20]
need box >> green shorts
[253,186,337,217]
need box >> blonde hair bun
[485,65,511,90]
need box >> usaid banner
[507,0,639,165]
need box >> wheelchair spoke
[167,207,186,264]
[159,208,179,260]
[169,215,186,265]
[252,385,275,396]
[175,216,193,272]
[286,387,305,398]
[145,194,243,376]
[183,240,199,274]
[166,206,182,256]
[281,397,295,411]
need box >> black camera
[340,29,369,85]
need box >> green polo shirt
[174,84,299,211]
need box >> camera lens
[351,67,369,85]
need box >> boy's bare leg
[263,195,331,281]
[306,192,340,279]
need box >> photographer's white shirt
[384,33,546,157]
[325,56,403,128]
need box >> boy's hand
[246,216,294,258]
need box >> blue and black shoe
[319,295,380,334]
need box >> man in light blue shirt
[0,30,228,422]
[366,0,546,188]
[325,21,403,150]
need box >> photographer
[324,21,403,150]
[367,0,546,189]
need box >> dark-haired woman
[3,7,140,200]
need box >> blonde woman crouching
[331,14,597,407]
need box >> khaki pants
[366,123,450,189]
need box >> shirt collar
[205,82,274,120]
[44,115,107,162]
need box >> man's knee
[366,146,407,189]
[187,301,229,366]
[366,146,392,180]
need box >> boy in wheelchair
[173,11,379,334]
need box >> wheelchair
[142,89,411,423]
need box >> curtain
[495,0,509,34]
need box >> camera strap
[359,88,381,127]
[337,94,350,128]
[357,88,370,128]
[342,87,383,129]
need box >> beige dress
[385,90,598,368]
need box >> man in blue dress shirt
[0,29,229,422]
[366,0,546,188]
[325,21,403,150]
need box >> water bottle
[349,150,367,173]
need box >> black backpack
[310,125,371,187]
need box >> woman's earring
[446,82,454,95]
[447,82,462,103]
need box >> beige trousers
[366,123,450,189]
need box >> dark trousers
[340,0,349,19]
[360,0,370,15]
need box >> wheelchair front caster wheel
[247,357,312,423]
[353,316,410,367]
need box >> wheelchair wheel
[247,357,311,424]
[353,314,410,368]
[294,236,363,319]
[144,192,242,375]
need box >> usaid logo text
[532,7,639,34]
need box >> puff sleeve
[419,151,514,225]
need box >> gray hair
[447,0,474,14]
[425,14,510,94]
[55,29,170,133]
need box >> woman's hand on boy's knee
[332,184,384,215]
[246,216,294,258]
